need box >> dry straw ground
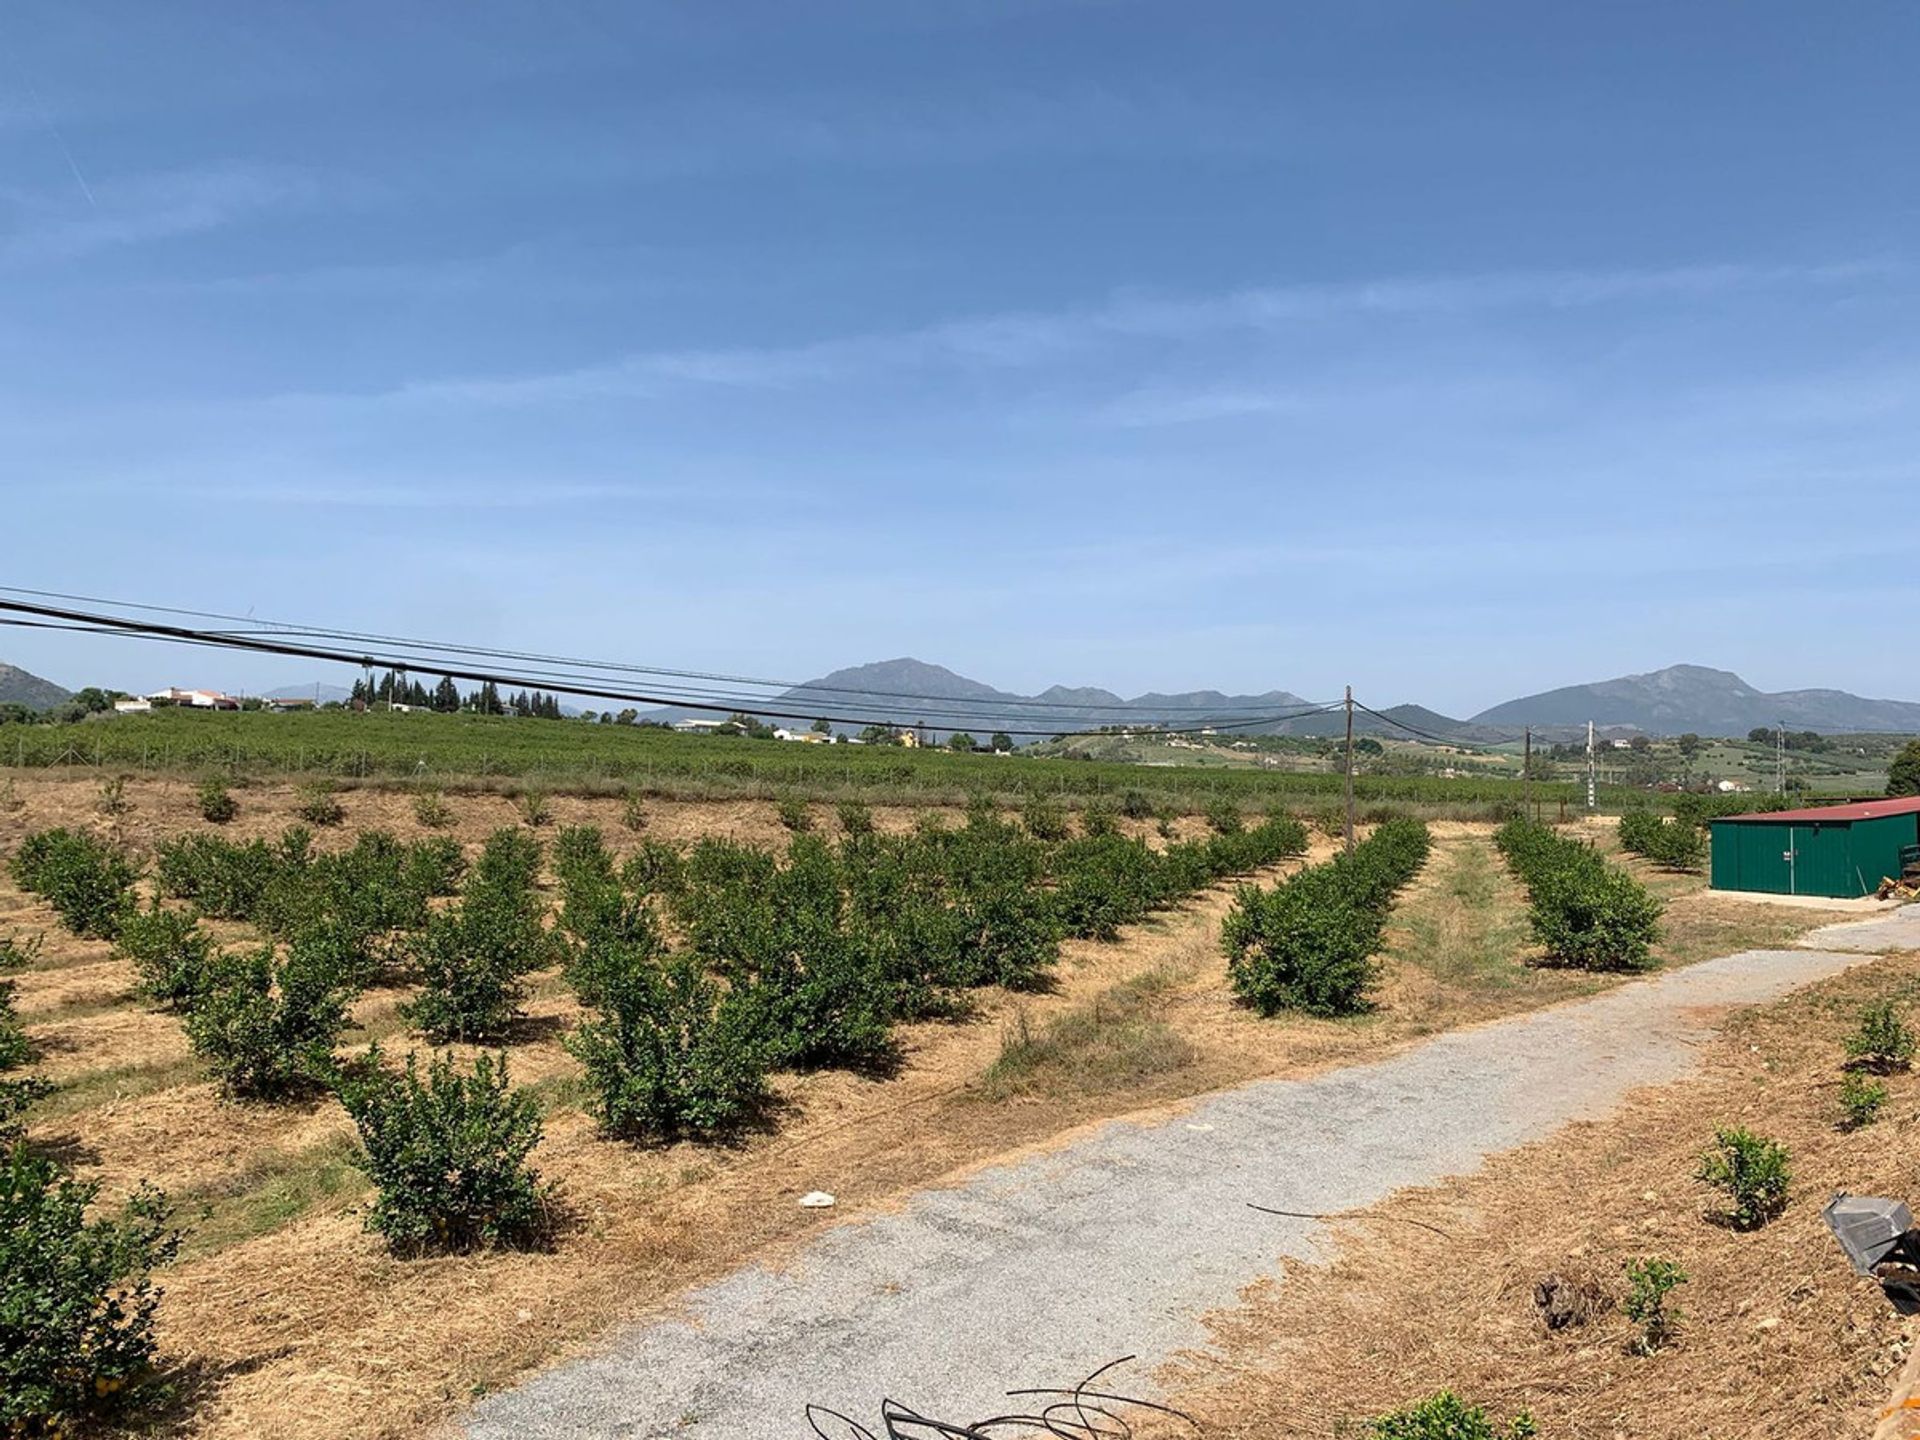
[0,776,1833,1439]
[1153,951,1920,1439]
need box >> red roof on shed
[1715,796,1920,825]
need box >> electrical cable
[0,584,1339,720]
[0,597,1341,738]
[803,1357,1193,1439]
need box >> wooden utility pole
[1343,685,1356,855]
[1523,726,1532,822]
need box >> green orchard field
[0,707,1624,813]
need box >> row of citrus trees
[2,802,1308,1433]
[1616,809,1706,872]
[1221,818,1434,1017]
[1495,819,1664,970]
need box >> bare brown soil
[0,779,1833,1438]
[1152,952,1920,1440]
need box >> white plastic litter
[799,1191,836,1208]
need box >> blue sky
[2,1,1915,716]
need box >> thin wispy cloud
[334,258,1896,411]
[0,164,326,265]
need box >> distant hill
[646,658,1454,742]
[640,657,1920,744]
[1471,664,1920,737]
[0,661,71,711]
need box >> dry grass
[0,784,1867,1438]
[1152,952,1920,1439]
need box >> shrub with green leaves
[1623,1255,1686,1354]
[1845,1000,1915,1073]
[1118,788,1154,821]
[411,788,453,829]
[1020,793,1070,842]
[185,939,357,1099]
[619,792,648,832]
[335,1048,550,1255]
[1,935,49,1144]
[774,795,813,832]
[1223,819,1431,1017]
[1367,1391,1537,1439]
[1616,808,1661,855]
[1,1150,179,1434]
[1079,797,1120,838]
[294,780,345,826]
[1497,819,1662,970]
[515,788,552,827]
[115,900,217,1010]
[1204,796,1243,835]
[1697,1125,1791,1229]
[1643,817,1707,872]
[835,799,874,835]
[568,946,771,1143]
[9,828,137,939]
[680,836,895,1071]
[154,832,282,920]
[195,776,238,824]
[1840,1070,1888,1130]
[404,830,552,1041]
[96,776,131,817]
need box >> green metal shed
[1710,797,1920,898]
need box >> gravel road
[467,906,1920,1440]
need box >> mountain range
[6,653,1918,739]
[669,659,1920,742]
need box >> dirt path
[464,908,1920,1439]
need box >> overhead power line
[0,598,1342,739]
[0,585,1335,720]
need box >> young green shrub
[196,776,238,824]
[295,780,345,827]
[1616,808,1661,856]
[403,830,552,1041]
[335,1047,551,1255]
[1204,796,1243,835]
[514,788,552,828]
[1840,1070,1888,1130]
[1155,807,1177,841]
[153,832,280,921]
[676,835,896,1072]
[1223,820,1431,1018]
[1366,1391,1537,1439]
[1643,817,1707,872]
[185,938,357,1099]
[0,935,49,1144]
[1697,1125,1791,1230]
[9,828,137,939]
[1622,1256,1687,1354]
[1020,793,1070,842]
[774,795,813,832]
[0,777,21,813]
[1845,999,1915,1073]
[96,775,131,817]
[1118,788,1155,821]
[835,799,874,836]
[0,1150,179,1434]
[1496,819,1663,971]
[411,788,454,829]
[619,792,648,832]
[567,947,771,1143]
[115,900,217,1011]
[1079,797,1120,838]
[553,824,614,894]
